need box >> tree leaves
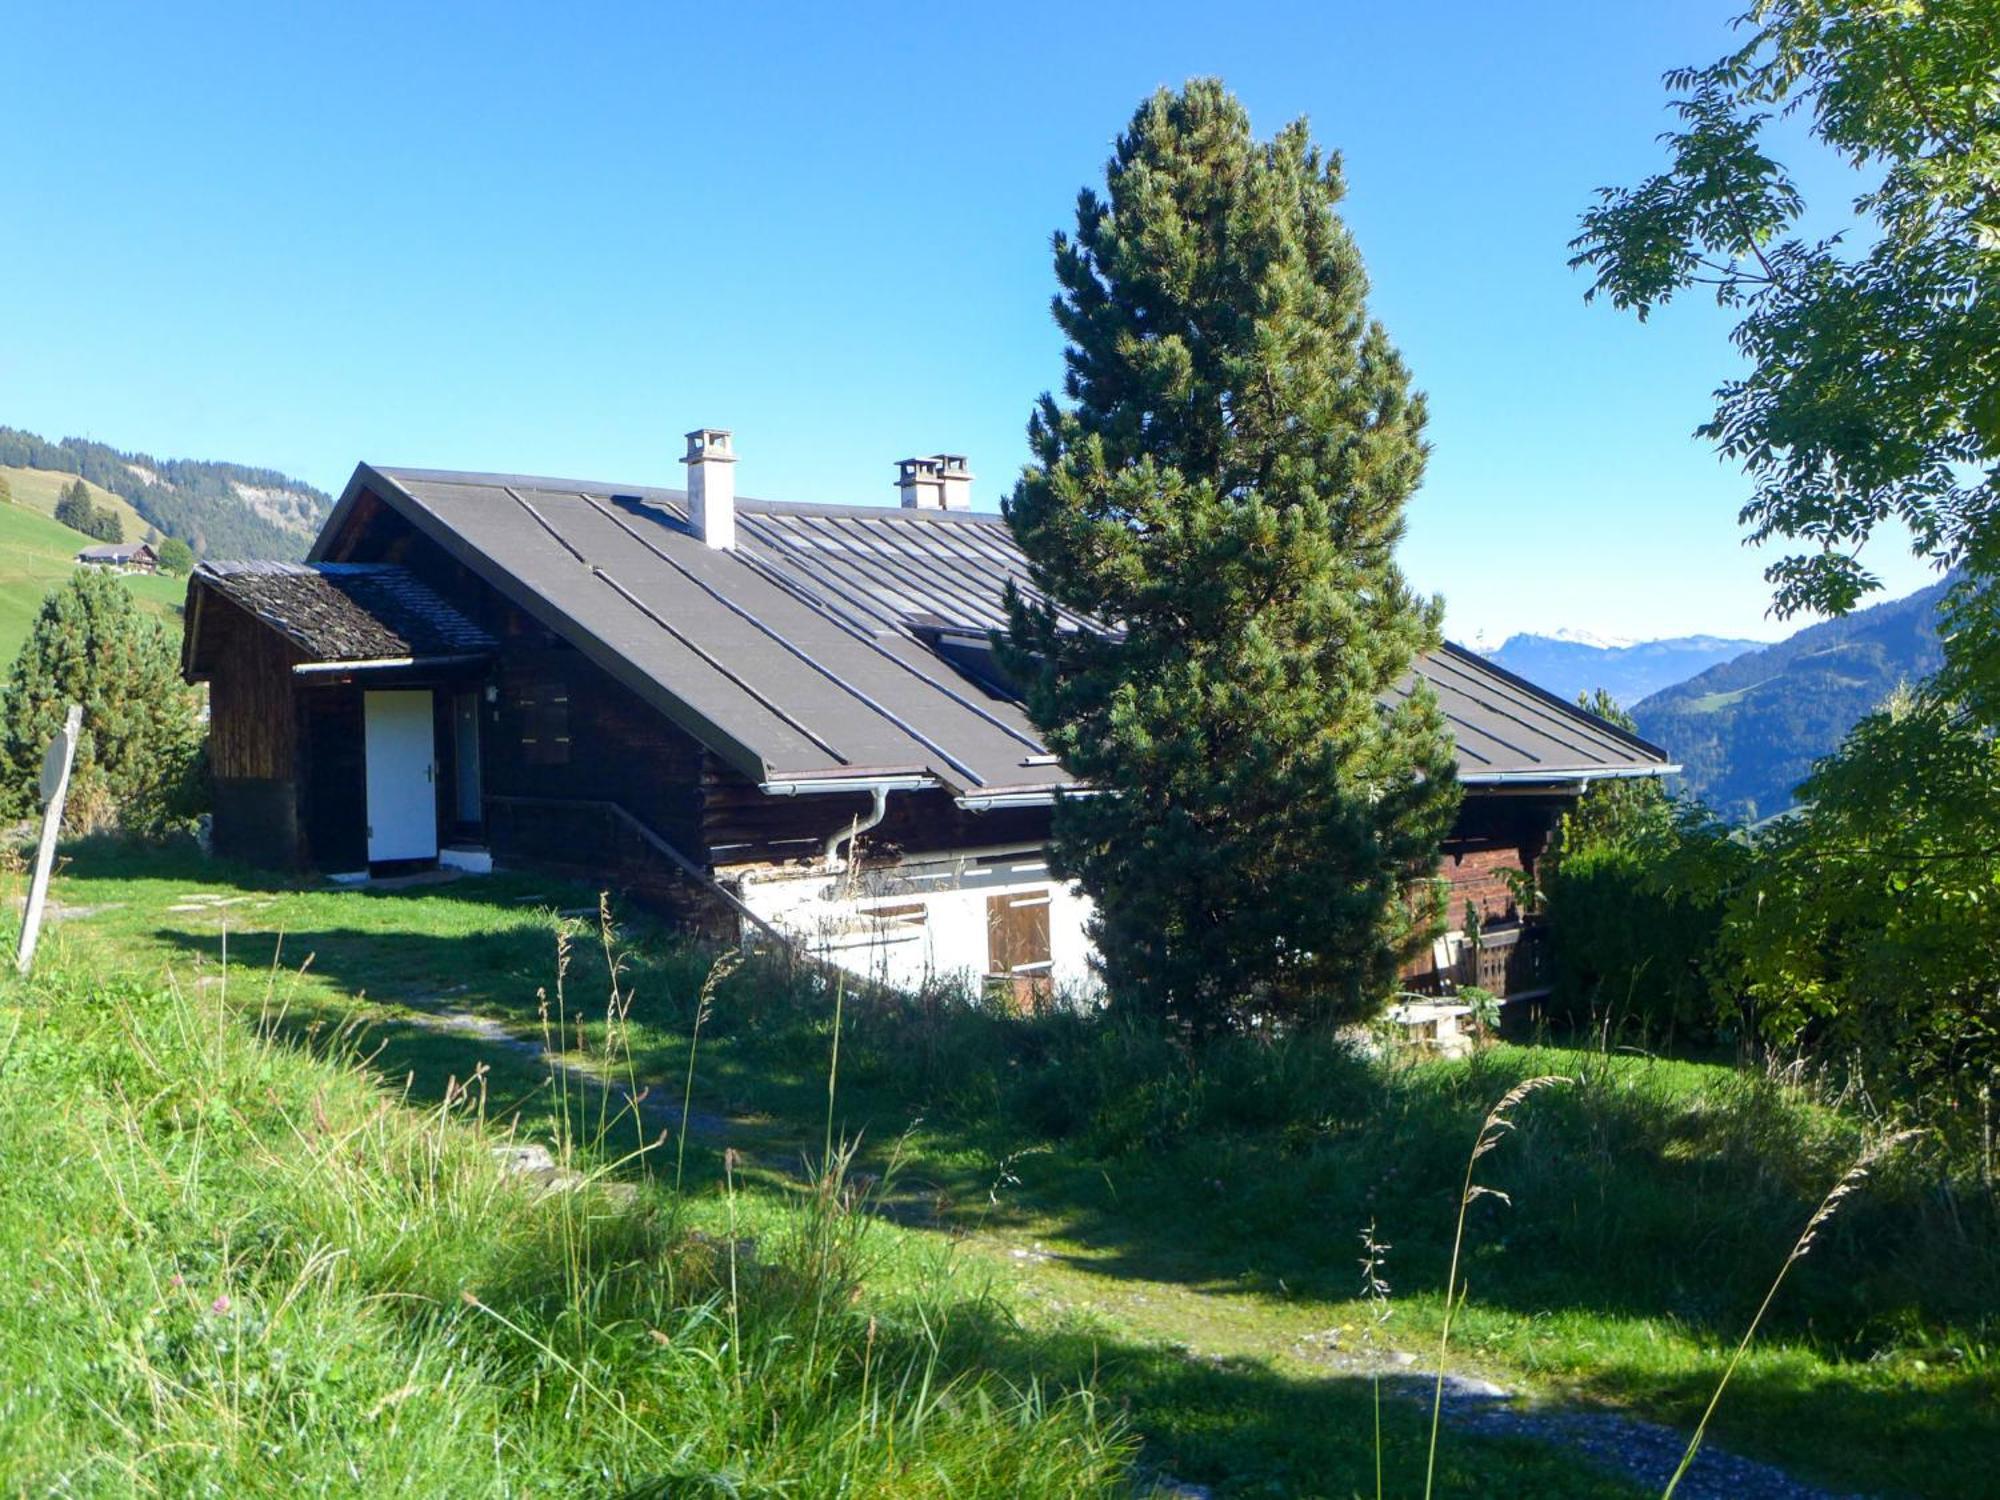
[1572,1,2000,716]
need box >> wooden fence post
[16,703,82,977]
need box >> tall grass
[0,929,1132,1495]
[1424,1075,1571,1500]
[1660,1127,1925,1498]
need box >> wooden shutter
[986,890,1053,1010]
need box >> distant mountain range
[0,425,329,559]
[1629,578,1951,823]
[1472,630,1765,707]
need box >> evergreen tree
[1004,81,1460,1035]
[85,504,124,544]
[0,570,205,834]
[53,479,95,534]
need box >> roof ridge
[370,465,1009,524]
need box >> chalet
[78,541,158,571]
[181,433,1674,1001]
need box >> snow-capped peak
[1462,625,1637,655]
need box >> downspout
[823,784,890,870]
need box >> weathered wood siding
[193,590,305,866]
[298,685,367,872]
[701,757,1051,869]
[1434,792,1567,926]
[479,646,708,859]
[202,593,299,782]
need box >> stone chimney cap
[684,428,737,464]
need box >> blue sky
[0,1,1939,644]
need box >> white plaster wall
[732,851,1100,1002]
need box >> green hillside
[0,500,184,665]
[0,466,151,542]
[1631,576,1950,821]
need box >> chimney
[896,454,973,510]
[934,454,974,510]
[683,428,737,549]
[895,455,944,509]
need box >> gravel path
[1409,1374,1868,1500]
[393,999,734,1142]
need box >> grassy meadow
[0,463,152,540]
[6,839,1994,1496]
[0,494,185,662]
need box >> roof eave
[1459,764,1680,787]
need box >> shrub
[156,535,196,575]
[1725,691,2000,1152]
[1544,797,1748,1042]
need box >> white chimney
[895,455,944,509]
[896,454,973,510]
[683,428,737,549]
[934,454,974,510]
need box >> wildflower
[211,1295,232,1315]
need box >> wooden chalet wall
[1433,791,1567,926]
[197,591,306,868]
[298,685,367,872]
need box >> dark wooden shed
[182,562,496,873]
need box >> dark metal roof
[190,560,496,663]
[78,542,155,562]
[319,465,1670,794]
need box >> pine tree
[0,569,205,833]
[85,504,124,544]
[53,479,95,535]
[1004,80,1461,1035]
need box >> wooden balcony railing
[1405,918,1550,1001]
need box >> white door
[364,690,438,862]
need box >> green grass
[0,497,185,663]
[1683,687,1751,713]
[1,463,153,540]
[0,888,1135,1493]
[19,838,1998,1496]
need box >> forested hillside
[1632,577,1950,821]
[0,425,329,559]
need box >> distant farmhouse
[181,435,1673,1002]
[78,541,157,571]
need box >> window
[516,681,571,766]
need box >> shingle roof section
[193,560,496,662]
[332,466,1669,792]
